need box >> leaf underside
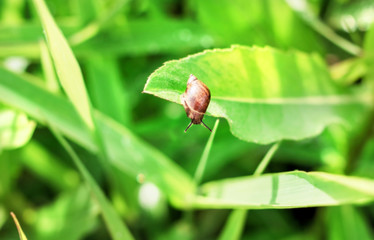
[144,45,370,144]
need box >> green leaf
[0,68,95,151]
[192,171,374,209]
[32,0,94,130]
[144,45,370,144]
[0,108,35,150]
[40,40,60,93]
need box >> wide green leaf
[144,45,370,144]
[191,171,374,209]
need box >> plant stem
[193,119,220,185]
[218,141,281,240]
[253,141,281,176]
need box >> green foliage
[0,0,374,239]
[0,109,35,151]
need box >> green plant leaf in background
[0,108,35,151]
[144,45,371,144]
[191,171,374,209]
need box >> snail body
[182,74,211,132]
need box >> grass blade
[32,0,94,130]
[253,141,281,176]
[50,126,134,240]
[285,0,362,56]
[194,119,220,185]
[218,210,246,240]
[10,212,28,240]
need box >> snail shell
[181,74,211,132]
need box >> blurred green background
[1,0,374,239]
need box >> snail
[181,74,212,132]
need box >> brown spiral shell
[181,74,211,132]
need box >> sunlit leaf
[32,0,94,130]
[144,45,370,144]
[0,109,35,150]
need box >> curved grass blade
[32,0,94,130]
[194,119,220,185]
[51,127,134,240]
[10,212,28,240]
